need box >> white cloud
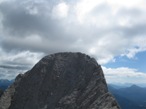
[0,0,145,65]
[121,36,146,58]
[75,0,105,23]
[0,0,146,79]
[26,5,38,15]
[107,0,146,9]
[124,47,146,59]
[0,47,44,80]
[102,66,146,84]
[0,67,25,80]
[52,2,69,19]
[0,0,11,3]
[0,49,44,66]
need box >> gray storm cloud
[0,0,146,55]
[0,0,146,80]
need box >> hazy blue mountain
[108,84,127,89]
[108,84,146,109]
[0,79,13,90]
[118,85,146,106]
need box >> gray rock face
[0,89,3,97]
[0,52,120,109]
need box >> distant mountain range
[108,84,146,109]
[0,79,13,90]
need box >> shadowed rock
[0,52,120,109]
[0,89,3,97]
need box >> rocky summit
[0,52,120,109]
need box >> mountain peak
[0,52,120,109]
[131,84,138,87]
[130,84,141,89]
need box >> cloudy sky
[0,0,146,85]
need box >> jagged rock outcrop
[0,52,120,109]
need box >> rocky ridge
[0,52,120,109]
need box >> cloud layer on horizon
[0,0,146,82]
[103,66,146,85]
